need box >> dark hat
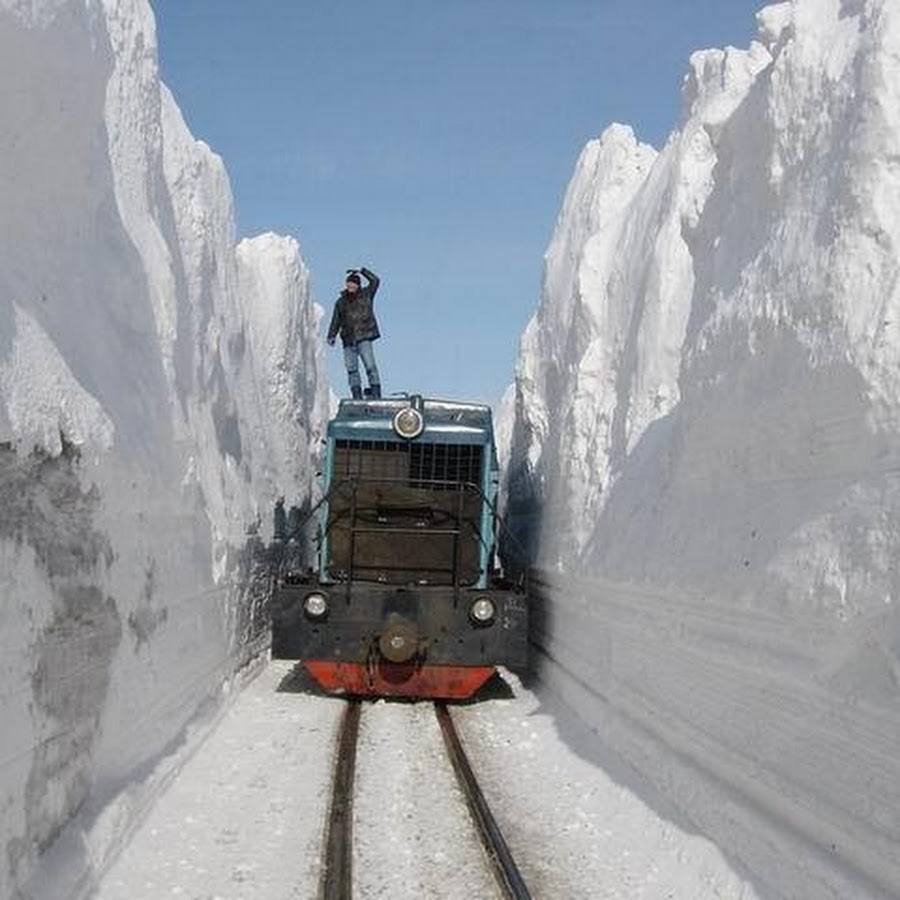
[345,271,361,285]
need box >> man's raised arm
[359,266,380,297]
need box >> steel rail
[320,699,362,900]
[435,702,533,900]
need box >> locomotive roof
[329,395,496,445]
[334,396,491,424]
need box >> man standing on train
[326,265,383,400]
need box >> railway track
[319,699,532,900]
[321,699,362,899]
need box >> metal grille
[334,440,409,481]
[329,439,485,585]
[410,443,482,487]
[334,440,483,488]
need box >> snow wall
[505,1,900,898]
[0,2,329,897]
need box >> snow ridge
[0,1,328,896]
[506,1,900,897]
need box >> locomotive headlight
[303,591,329,620]
[469,597,496,626]
[392,406,424,440]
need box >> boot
[369,383,381,399]
[351,385,362,400]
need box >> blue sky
[150,0,764,405]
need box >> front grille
[335,440,483,488]
[329,439,486,585]
[334,440,409,481]
[409,443,482,486]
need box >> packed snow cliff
[0,1,328,896]
[505,0,900,897]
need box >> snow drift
[505,1,900,897]
[0,1,328,896]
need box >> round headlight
[303,592,329,620]
[392,406,424,440]
[469,597,496,626]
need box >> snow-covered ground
[89,662,759,900]
[456,674,759,900]
[353,698,499,898]
[91,661,341,900]
[503,0,900,897]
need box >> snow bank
[505,1,900,897]
[0,1,327,896]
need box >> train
[270,393,528,700]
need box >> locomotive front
[272,394,528,699]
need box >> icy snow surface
[0,0,328,896]
[352,700,498,898]
[91,663,758,900]
[505,0,900,897]
[91,662,341,900]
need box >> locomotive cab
[271,393,528,699]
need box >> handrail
[335,477,476,589]
[276,473,531,593]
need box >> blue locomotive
[271,393,528,699]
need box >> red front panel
[305,660,495,700]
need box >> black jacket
[327,267,381,346]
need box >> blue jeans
[343,339,380,396]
